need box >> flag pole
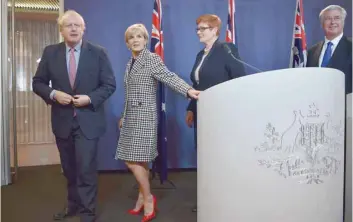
[132,0,177,190]
[289,0,299,68]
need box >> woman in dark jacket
[185,14,246,212]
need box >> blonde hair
[57,10,86,30]
[124,23,149,43]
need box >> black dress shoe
[80,213,96,222]
[53,207,78,220]
[191,205,197,212]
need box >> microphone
[223,44,263,73]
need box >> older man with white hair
[306,4,352,94]
[32,10,116,222]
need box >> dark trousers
[55,117,98,222]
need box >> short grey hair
[57,10,86,30]
[319,5,347,24]
[124,23,149,43]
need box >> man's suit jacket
[187,40,246,113]
[307,36,352,94]
[32,41,116,139]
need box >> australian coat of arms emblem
[254,103,344,184]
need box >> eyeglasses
[196,27,212,32]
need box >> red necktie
[69,48,77,116]
[69,48,76,88]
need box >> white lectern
[345,93,352,222]
[197,68,345,222]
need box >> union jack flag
[151,0,164,60]
[151,0,168,184]
[225,0,236,45]
[290,0,307,68]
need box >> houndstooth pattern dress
[115,48,192,162]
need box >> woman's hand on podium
[187,89,201,99]
[186,111,194,128]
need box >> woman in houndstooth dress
[115,23,200,221]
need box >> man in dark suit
[306,5,352,94]
[32,10,116,222]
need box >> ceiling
[8,0,59,12]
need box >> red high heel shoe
[142,195,157,222]
[128,196,143,215]
[128,205,144,215]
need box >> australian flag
[150,0,168,184]
[225,0,237,45]
[290,0,307,68]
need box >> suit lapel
[128,48,148,81]
[328,36,347,68]
[190,52,203,84]
[199,40,220,75]
[124,58,133,84]
[58,43,72,91]
[313,41,324,66]
[73,41,90,90]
